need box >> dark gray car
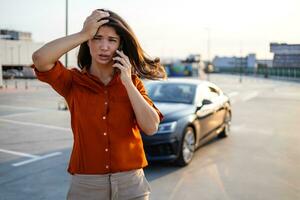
[142,78,232,166]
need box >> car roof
[145,78,212,86]
[144,78,222,92]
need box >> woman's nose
[100,40,109,50]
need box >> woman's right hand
[81,10,110,39]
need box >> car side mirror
[202,99,212,105]
[196,99,212,111]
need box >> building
[0,29,43,87]
[212,54,256,69]
[256,59,273,68]
[0,36,44,81]
[0,39,43,66]
[0,29,78,87]
[0,29,32,41]
[270,43,300,68]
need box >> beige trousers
[67,169,151,200]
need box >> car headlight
[157,121,177,134]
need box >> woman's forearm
[32,32,89,72]
[124,82,160,135]
[32,10,110,72]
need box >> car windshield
[145,82,196,104]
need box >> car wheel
[176,126,196,166]
[218,111,231,138]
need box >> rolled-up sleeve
[34,61,72,98]
[133,76,164,122]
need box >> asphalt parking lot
[1,75,300,200]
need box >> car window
[197,85,220,103]
[197,86,210,103]
[208,86,220,99]
[146,83,196,104]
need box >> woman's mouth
[98,54,111,61]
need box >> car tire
[218,111,231,138]
[176,126,196,166]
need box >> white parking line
[0,105,45,111]
[227,91,238,97]
[0,148,37,158]
[1,111,38,118]
[242,91,259,102]
[0,118,71,132]
[0,148,62,167]
[12,152,62,167]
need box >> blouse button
[103,132,107,136]
[102,116,106,120]
[106,165,109,169]
[105,148,108,152]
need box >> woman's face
[88,25,120,65]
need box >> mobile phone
[116,42,123,54]
[114,42,123,64]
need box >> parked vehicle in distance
[142,78,232,166]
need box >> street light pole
[206,28,211,62]
[10,46,14,65]
[65,0,68,68]
[17,45,21,65]
[239,60,242,83]
[205,27,211,81]
[239,41,243,83]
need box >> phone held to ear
[113,43,123,73]
[114,42,123,64]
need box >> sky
[1,0,299,60]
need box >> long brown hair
[77,9,167,80]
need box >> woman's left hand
[112,50,132,85]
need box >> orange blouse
[34,61,163,174]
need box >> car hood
[154,102,195,122]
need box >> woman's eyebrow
[93,35,102,39]
[108,36,119,40]
[93,35,119,40]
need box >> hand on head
[81,10,110,39]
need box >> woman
[32,9,166,200]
